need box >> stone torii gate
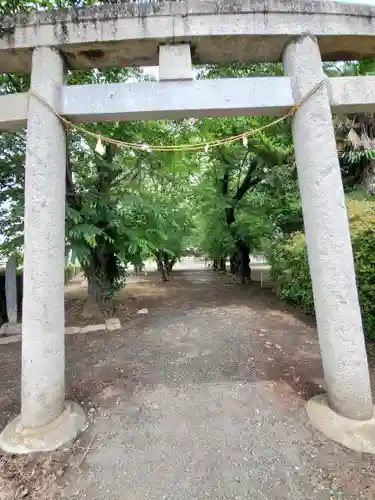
[1,0,375,454]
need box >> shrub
[349,199,375,337]
[269,198,375,340]
[269,232,314,314]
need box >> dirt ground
[1,267,375,499]
[63,260,271,327]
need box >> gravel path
[63,271,375,499]
[1,269,375,499]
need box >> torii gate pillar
[284,35,375,452]
[0,47,85,454]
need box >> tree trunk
[237,242,251,284]
[86,269,111,303]
[163,253,176,275]
[156,252,168,281]
[167,257,176,274]
[158,261,168,281]
[219,257,226,272]
[362,159,375,193]
[229,254,237,274]
[213,259,218,271]
[82,266,115,318]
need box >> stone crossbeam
[0,94,29,130]
[61,77,293,123]
[327,77,375,115]
[1,0,375,72]
[1,76,375,130]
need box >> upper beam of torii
[1,0,375,72]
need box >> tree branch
[233,158,258,203]
[66,142,82,211]
[5,73,28,93]
[219,168,229,196]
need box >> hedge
[269,198,375,340]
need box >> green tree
[193,128,293,281]
[0,0,197,301]
[192,63,295,281]
[326,60,375,193]
[1,1,302,302]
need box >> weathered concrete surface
[5,75,375,130]
[283,36,373,421]
[0,333,21,344]
[0,320,122,343]
[5,256,17,326]
[159,44,193,81]
[307,395,375,454]
[1,77,294,129]
[0,323,22,336]
[2,0,375,72]
[0,401,85,454]
[21,46,67,430]
[61,77,294,123]
[0,46,86,453]
[327,76,375,115]
[105,318,122,331]
[0,93,28,130]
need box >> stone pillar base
[0,322,22,336]
[0,401,85,454]
[307,394,375,453]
